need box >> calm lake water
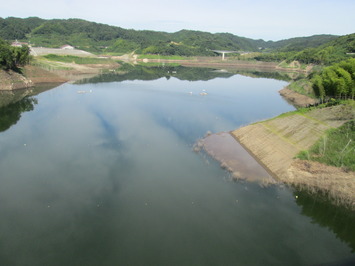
[0,66,354,265]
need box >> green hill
[0,17,351,58]
[265,35,339,52]
[0,17,45,40]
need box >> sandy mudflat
[201,132,275,184]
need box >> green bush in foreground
[0,38,31,70]
[297,120,355,171]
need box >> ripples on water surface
[0,68,354,265]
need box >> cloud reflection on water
[0,74,353,265]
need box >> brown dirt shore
[279,87,317,107]
[0,69,34,91]
[0,60,120,91]
[0,66,68,91]
[137,57,311,73]
[1,57,305,91]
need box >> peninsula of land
[203,101,355,209]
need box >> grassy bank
[297,105,355,172]
[286,79,317,98]
[42,54,116,64]
[282,99,355,171]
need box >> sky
[0,0,354,41]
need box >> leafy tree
[311,59,355,99]
[0,38,31,70]
[0,17,44,40]
[312,75,326,101]
[0,38,15,69]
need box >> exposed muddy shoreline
[1,57,308,91]
[279,87,317,107]
[0,66,68,92]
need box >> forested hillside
[265,35,339,52]
[0,17,45,40]
[1,17,350,58]
[0,18,261,55]
[254,33,355,65]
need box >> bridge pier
[212,50,239,60]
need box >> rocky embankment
[0,69,33,91]
[0,66,68,91]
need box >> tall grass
[297,120,355,171]
[287,79,317,98]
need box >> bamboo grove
[312,58,355,100]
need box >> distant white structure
[212,50,239,60]
[60,44,75,50]
[11,40,29,47]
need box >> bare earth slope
[279,87,317,107]
[231,105,355,208]
[0,69,33,91]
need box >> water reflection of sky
[0,74,354,265]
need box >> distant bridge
[212,50,239,60]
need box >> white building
[60,45,75,50]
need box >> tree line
[0,38,31,71]
[311,58,355,100]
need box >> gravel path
[31,47,94,57]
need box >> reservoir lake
[0,66,354,265]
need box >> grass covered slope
[41,54,116,64]
[297,104,355,172]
